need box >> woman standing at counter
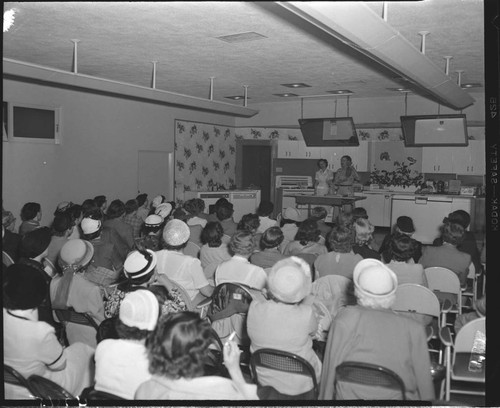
[332,155,360,196]
[315,159,334,196]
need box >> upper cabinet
[422,147,454,173]
[451,140,485,175]
[276,140,299,158]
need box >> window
[5,101,61,144]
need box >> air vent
[216,32,267,43]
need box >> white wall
[2,79,235,226]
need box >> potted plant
[369,160,423,191]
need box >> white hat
[155,203,172,219]
[152,195,163,208]
[124,249,157,281]
[162,219,190,246]
[59,239,94,269]
[119,290,159,331]
[267,256,311,303]
[353,259,398,299]
[283,207,305,222]
[81,217,101,234]
[145,214,163,227]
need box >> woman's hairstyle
[115,318,151,341]
[67,204,82,223]
[327,225,354,253]
[295,219,321,245]
[355,287,396,310]
[257,200,274,217]
[200,221,224,247]
[237,213,260,233]
[260,226,284,250]
[81,199,98,217]
[310,207,328,221]
[445,210,471,229]
[125,199,139,215]
[229,230,255,256]
[317,158,328,167]
[442,222,465,246]
[94,195,107,208]
[341,155,353,164]
[51,213,73,237]
[354,218,374,245]
[136,193,148,207]
[20,202,41,221]
[172,207,190,222]
[387,233,416,262]
[146,311,212,379]
[351,207,368,221]
[106,199,126,219]
[336,211,354,228]
[183,199,200,216]
[216,202,234,221]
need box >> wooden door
[241,144,272,202]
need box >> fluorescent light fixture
[273,93,299,97]
[387,87,412,92]
[216,32,267,43]
[326,90,354,95]
[224,95,250,100]
[281,83,311,88]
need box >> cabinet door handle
[471,166,474,172]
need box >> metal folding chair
[334,361,406,400]
[27,375,75,399]
[250,348,319,400]
[424,267,462,327]
[439,317,485,402]
[4,364,38,399]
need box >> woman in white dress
[315,159,334,196]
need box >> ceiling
[3,1,484,107]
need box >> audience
[379,216,422,263]
[3,208,21,263]
[278,207,304,250]
[454,294,486,334]
[136,193,150,222]
[67,203,84,240]
[123,199,143,239]
[216,201,238,237]
[215,230,267,290]
[46,212,73,267]
[135,311,258,399]
[247,257,321,398]
[314,225,363,280]
[319,259,435,400]
[249,226,286,269]
[352,218,381,260]
[199,221,231,285]
[351,207,368,222]
[184,198,208,228]
[4,263,95,399]
[19,202,42,235]
[256,200,278,234]
[310,206,332,241]
[94,195,108,218]
[135,214,165,251]
[103,199,135,261]
[283,219,327,257]
[237,212,262,248]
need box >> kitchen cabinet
[296,140,321,159]
[451,140,485,175]
[355,192,392,227]
[422,147,454,173]
[277,140,299,158]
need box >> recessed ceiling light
[281,83,311,88]
[224,95,250,100]
[216,32,267,43]
[326,90,354,95]
[273,93,298,97]
[461,83,482,89]
[387,87,412,92]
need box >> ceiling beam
[275,1,475,110]
[2,58,259,118]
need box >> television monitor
[298,117,359,147]
[401,114,468,147]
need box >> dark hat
[3,264,48,310]
[20,227,52,259]
[396,216,415,234]
[52,213,73,234]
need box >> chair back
[392,283,441,320]
[155,274,195,311]
[4,364,37,397]
[204,327,228,377]
[2,250,15,267]
[27,375,75,399]
[424,267,461,295]
[80,386,125,400]
[335,361,406,400]
[250,348,319,399]
[454,317,486,354]
[54,308,99,330]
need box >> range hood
[276,2,474,110]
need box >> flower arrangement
[369,159,423,187]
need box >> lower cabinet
[355,192,392,227]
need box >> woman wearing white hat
[247,256,321,398]
[319,258,435,401]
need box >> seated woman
[155,219,214,300]
[282,219,327,257]
[250,226,287,270]
[319,259,435,401]
[278,207,304,251]
[314,225,363,280]
[352,218,381,260]
[419,222,471,287]
[237,212,262,249]
[51,239,106,348]
[247,257,321,397]
[103,199,135,261]
[135,214,165,252]
[384,233,428,287]
[135,311,258,400]
[94,290,160,399]
[4,264,95,399]
[256,200,278,234]
[379,216,422,263]
[215,230,267,290]
[184,198,208,228]
[310,206,332,242]
[199,221,232,285]
[18,201,42,235]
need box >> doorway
[240,144,272,203]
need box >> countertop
[357,190,482,199]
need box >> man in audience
[319,258,435,400]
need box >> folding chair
[53,308,100,330]
[460,262,479,312]
[4,364,38,399]
[2,250,15,267]
[27,375,75,399]
[80,386,125,400]
[334,361,406,400]
[250,348,319,400]
[439,317,485,402]
[424,267,462,327]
